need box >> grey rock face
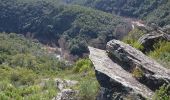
[89,46,153,99]
[163,25,170,34]
[107,40,170,90]
[139,33,170,52]
[89,39,170,99]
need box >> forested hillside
[0,0,128,56]
[67,0,170,26]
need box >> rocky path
[88,46,154,99]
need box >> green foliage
[149,41,170,58]
[72,59,99,100]
[123,28,144,50]
[132,67,144,79]
[0,0,124,55]
[69,39,89,56]
[57,58,99,100]
[153,84,170,100]
[0,33,100,100]
[78,79,99,100]
[74,0,170,26]
[0,33,65,73]
[0,33,62,99]
[10,68,38,86]
[0,79,57,100]
[73,59,93,73]
[148,41,170,68]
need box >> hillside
[67,0,170,26]
[0,0,170,100]
[0,32,63,99]
[0,32,99,99]
[0,0,129,57]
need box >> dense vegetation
[67,0,170,26]
[0,0,170,99]
[148,41,170,68]
[153,84,170,100]
[0,32,62,99]
[0,0,126,56]
[0,32,99,99]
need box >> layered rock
[89,39,170,99]
[139,33,170,51]
[89,46,153,99]
[107,40,170,90]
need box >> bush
[132,67,144,79]
[123,28,144,50]
[153,84,170,100]
[79,79,99,100]
[149,41,170,58]
[10,67,38,86]
[69,39,89,56]
[148,41,170,68]
[73,59,93,73]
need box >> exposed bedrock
[89,46,153,99]
[139,33,170,52]
[95,71,145,100]
[107,40,170,91]
[89,39,170,99]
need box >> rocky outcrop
[139,33,170,51]
[89,46,153,99]
[107,40,170,88]
[40,78,78,100]
[89,39,170,99]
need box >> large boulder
[107,40,170,91]
[89,46,153,100]
[89,39,170,99]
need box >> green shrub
[132,67,144,79]
[19,85,42,96]
[123,28,144,50]
[79,79,99,100]
[10,67,38,86]
[153,84,170,100]
[73,59,93,73]
[148,41,170,68]
[149,41,170,58]
[0,92,10,100]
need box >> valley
[0,0,170,100]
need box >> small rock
[54,78,78,91]
[52,89,78,100]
